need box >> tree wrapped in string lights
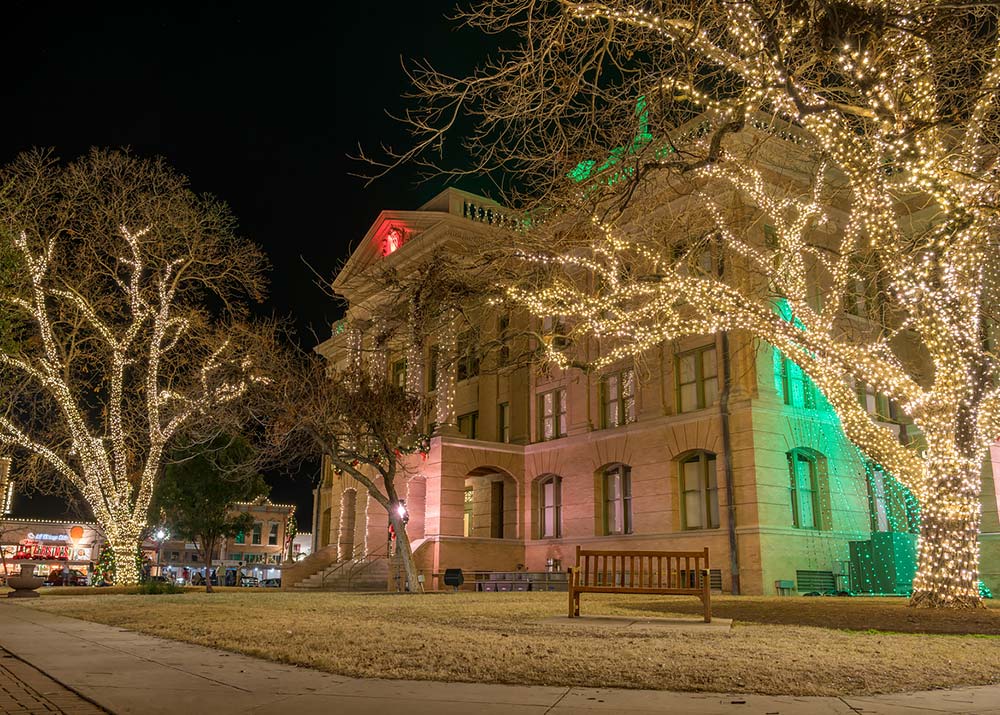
[384,1,1000,607]
[0,150,269,584]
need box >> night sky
[5,1,486,524]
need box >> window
[457,411,479,439]
[763,224,780,271]
[603,464,632,535]
[843,255,885,322]
[676,346,718,412]
[542,316,569,350]
[268,522,279,546]
[601,368,636,428]
[498,314,510,366]
[777,353,817,409]
[456,330,479,381]
[463,487,474,537]
[855,380,900,422]
[788,451,819,529]
[538,388,567,441]
[234,530,245,545]
[672,240,715,276]
[190,553,199,562]
[498,402,510,443]
[538,475,562,538]
[867,467,890,533]
[428,345,439,391]
[391,359,406,389]
[252,522,262,545]
[680,452,719,529]
[229,552,242,562]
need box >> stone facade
[307,187,1000,596]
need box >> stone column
[435,310,458,434]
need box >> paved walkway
[0,646,106,714]
[0,602,998,714]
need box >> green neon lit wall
[769,299,919,594]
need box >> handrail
[319,541,389,589]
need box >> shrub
[135,581,184,595]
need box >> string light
[0,226,264,585]
[502,2,999,607]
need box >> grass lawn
[19,591,1000,696]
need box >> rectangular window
[856,380,898,422]
[604,465,632,535]
[457,411,479,440]
[428,345,439,391]
[539,476,561,538]
[542,316,569,349]
[789,453,819,529]
[676,346,718,413]
[867,468,890,533]
[456,330,479,381]
[498,402,510,443]
[463,487,474,537]
[601,368,636,428]
[498,314,510,366]
[779,355,816,409]
[681,453,719,530]
[234,531,245,545]
[391,359,406,389]
[268,522,279,546]
[229,552,242,562]
[538,388,567,441]
[252,522,262,545]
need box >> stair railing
[319,541,390,590]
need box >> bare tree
[261,343,428,592]
[378,1,1000,607]
[0,149,269,584]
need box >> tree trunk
[389,510,421,593]
[110,542,141,585]
[201,538,215,594]
[909,464,983,608]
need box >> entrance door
[490,481,504,539]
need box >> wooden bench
[568,546,712,622]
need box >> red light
[383,226,404,256]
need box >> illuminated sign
[27,532,70,542]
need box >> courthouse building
[292,178,1000,596]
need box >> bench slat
[568,547,711,623]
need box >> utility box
[849,532,917,595]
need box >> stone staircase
[287,556,389,592]
[285,542,393,592]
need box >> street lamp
[154,528,168,579]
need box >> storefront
[0,519,103,581]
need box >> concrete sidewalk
[0,602,998,715]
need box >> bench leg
[701,571,712,623]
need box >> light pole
[154,528,168,579]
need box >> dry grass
[21,591,1000,696]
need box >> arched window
[679,451,719,530]
[537,475,562,539]
[787,450,819,529]
[603,464,632,535]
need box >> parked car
[43,568,87,586]
[260,578,281,588]
[191,571,219,586]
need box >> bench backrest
[572,546,710,592]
